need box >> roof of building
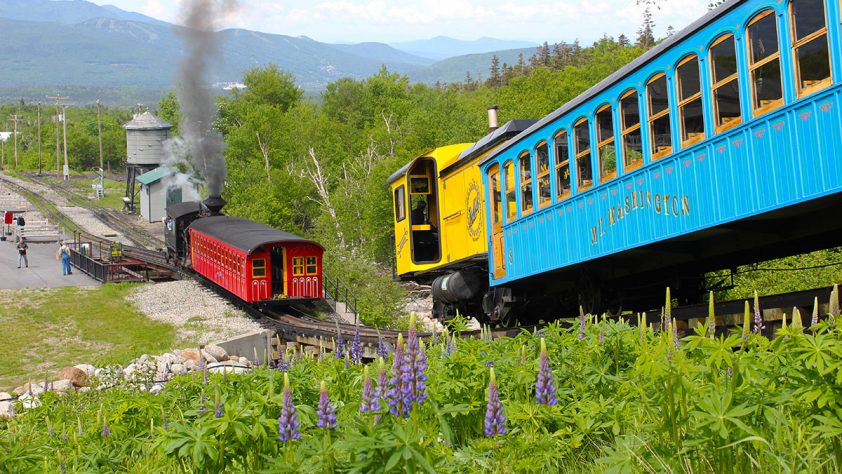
[188,216,323,254]
[166,201,202,219]
[136,166,176,185]
[123,111,173,131]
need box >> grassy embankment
[0,284,176,391]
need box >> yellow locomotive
[387,111,536,322]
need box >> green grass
[0,284,177,391]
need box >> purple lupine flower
[672,319,680,350]
[535,338,557,406]
[360,365,379,413]
[406,313,428,406]
[413,340,428,405]
[198,392,208,417]
[484,368,507,437]
[727,366,733,377]
[753,291,765,334]
[578,306,586,340]
[47,417,55,437]
[374,357,388,401]
[485,360,495,368]
[102,423,110,438]
[831,284,840,318]
[334,324,346,360]
[214,388,224,419]
[444,333,456,356]
[598,327,605,344]
[316,381,337,429]
[278,373,300,442]
[345,353,350,369]
[387,333,411,418]
[350,326,363,363]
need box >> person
[17,237,28,268]
[411,200,427,225]
[59,241,72,275]
[16,215,25,227]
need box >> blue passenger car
[480,0,842,320]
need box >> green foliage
[3,316,842,472]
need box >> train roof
[386,143,472,186]
[444,120,539,176]
[166,201,202,219]
[480,0,743,166]
[189,216,323,254]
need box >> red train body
[187,216,323,303]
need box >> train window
[504,161,516,220]
[677,55,706,147]
[620,90,644,171]
[574,118,593,191]
[710,34,742,133]
[490,166,502,226]
[791,0,831,98]
[394,185,406,222]
[554,131,571,200]
[536,142,551,208]
[252,258,266,278]
[596,105,617,182]
[306,256,318,275]
[747,10,783,116]
[519,151,533,214]
[647,73,673,159]
[293,257,304,276]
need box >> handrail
[323,272,359,325]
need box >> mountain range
[0,0,538,103]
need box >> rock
[59,367,89,388]
[180,349,201,363]
[155,353,180,367]
[19,394,40,410]
[208,362,251,375]
[14,383,44,396]
[204,344,228,361]
[170,363,187,375]
[74,364,96,378]
[149,384,165,395]
[184,360,198,372]
[200,350,218,364]
[0,392,12,401]
[51,380,74,394]
[0,401,14,418]
[78,387,91,392]
[122,364,137,378]
[238,357,250,366]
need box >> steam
[161,137,202,202]
[175,0,238,198]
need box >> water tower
[123,111,173,213]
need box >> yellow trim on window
[595,104,617,183]
[790,0,832,99]
[553,130,572,201]
[747,9,784,118]
[710,34,743,134]
[252,258,266,278]
[620,89,644,172]
[292,257,305,277]
[535,141,551,208]
[646,72,673,160]
[305,256,318,275]
[519,150,533,215]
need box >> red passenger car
[188,216,323,303]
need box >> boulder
[204,344,228,361]
[59,367,89,388]
[170,363,187,375]
[0,401,14,418]
[14,383,44,396]
[208,362,252,375]
[0,392,12,401]
[180,349,201,363]
[184,360,198,372]
[74,364,96,378]
[200,350,218,364]
[51,380,74,394]
[238,357,251,366]
[19,394,40,410]
[149,384,165,395]
[155,353,179,367]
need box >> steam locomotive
[164,196,324,304]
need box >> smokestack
[202,195,227,215]
[487,106,499,133]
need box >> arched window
[574,118,593,191]
[710,34,742,133]
[747,9,783,116]
[790,0,832,97]
[535,141,551,208]
[647,73,673,159]
[519,151,533,214]
[620,90,644,171]
[554,130,572,200]
[596,105,617,182]
[676,55,705,147]
[504,161,516,221]
[489,165,502,226]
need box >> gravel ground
[56,206,134,244]
[127,279,265,345]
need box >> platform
[0,239,98,289]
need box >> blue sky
[91,0,710,44]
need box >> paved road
[0,239,98,289]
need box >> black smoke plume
[176,0,238,198]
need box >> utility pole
[47,96,67,178]
[8,114,19,167]
[97,100,104,186]
[37,103,42,175]
[62,105,69,181]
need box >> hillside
[390,36,538,60]
[408,47,537,85]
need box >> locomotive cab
[407,160,440,263]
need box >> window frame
[252,258,266,278]
[394,185,406,223]
[790,0,832,98]
[675,54,706,148]
[747,9,784,117]
[595,104,617,183]
[503,160,517,222]
[553,130,572,201]
[709,33,743,134]
[305,256,318,275]
[535,141,551,208]
[573,117,593,192]
[619,89,644,172]
[646,72,673,160]
[518,150,533,215]
[489,164,502,228]
[292,257,305,277]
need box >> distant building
[136,167,199,223]
[123,111,173,213]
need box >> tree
[240,65,302,112]
[489,55,501,87]
[158,90,181,135]
[618,34,631,47]
[636,8,656,48]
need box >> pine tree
[489,55,501,87]
[618,34,630,47]
[516,53,526,75]
[666,25,675,37]
[636,8,656,49]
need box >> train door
[408,159,441,263]
[488,164,506,279]
[270,246,285,297]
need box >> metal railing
[323,273,359,324]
